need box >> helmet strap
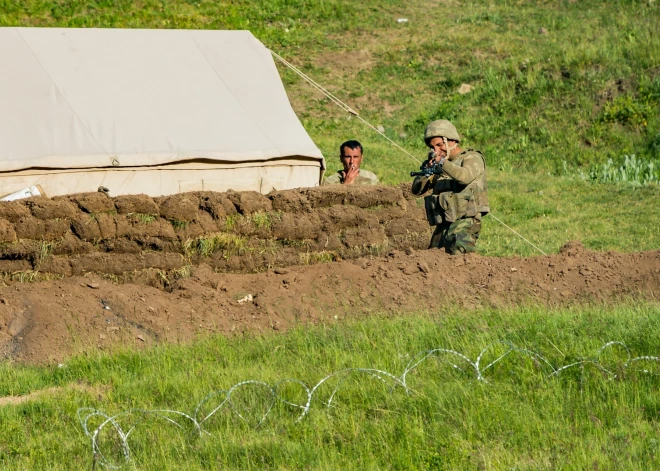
[443,137,457,158]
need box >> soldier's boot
[428,224,445,249]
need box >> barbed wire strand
[78,340,660,468]
[269,49,549,256]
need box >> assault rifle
[410,162,444,177]
[410,150,445,177]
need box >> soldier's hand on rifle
[342,164,360,184]
[423,150,438,168]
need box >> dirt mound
[0,184,429,277]
[1,186,658,364]
[559,240,586,257]
[0,246,657,364]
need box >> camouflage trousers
[429,217,482,254]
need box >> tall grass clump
[184,232,249,258]
[579,154,660,185]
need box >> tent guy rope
[488,213,548,256]
[269,49,422,165]
[270,50,549,256]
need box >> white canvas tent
[0,27,325,197]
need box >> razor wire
[78,340,660,469]
[269,49,548,256]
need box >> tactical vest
[424,149,490,225]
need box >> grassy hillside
[2,0,659,177]
[2,0,658,255]
[481,170,659,255]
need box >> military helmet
[424,119,460,144]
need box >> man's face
[428,137,449,159]
[340,146,363,172]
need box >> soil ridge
[0,245,657,364]
[0,185,429,277]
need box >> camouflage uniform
[323,169,379,185]
[412,149,489,254]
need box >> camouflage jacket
[323,169,379,186]
[412,149,490,222]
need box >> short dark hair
[339,140,363,156]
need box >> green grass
[1,302,660,469]
[184,232,250,258]
[1,3,660,469]
[579,154,660,185]
[479,169,660,256]
[299,249,338,264]
[128,213,157,224]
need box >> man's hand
[425,149,446,168]
[342,165,360,184]
[422,150,438,168]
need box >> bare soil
[0,187,657,364]
[0,240,657,365]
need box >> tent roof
[0,27,324,173]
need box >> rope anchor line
[269,49,421,165]
[487,213,548,256]
[269,50,548,256]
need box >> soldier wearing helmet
[411,119,490,254]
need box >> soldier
[323,140,379,185]
[411,119,489,254]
